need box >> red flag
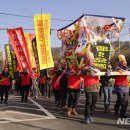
[7,27,31,73]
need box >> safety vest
[67,67,80,89]
[52,76,60,90]
[39,76,46,84]
[0,75,10,86]
[21,74,31,86]
[67,75,80,89]
[31,73,39,79]
[82,75,99,87]
[115,75,128,86]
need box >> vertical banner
[0,52,4,72]
[24,33,36,69]
[7,27,30,73]
[11,51,17,73]
[4,44,14,78]
[32,37,40,75]
[34,13,54,70]
[95,42,110,70]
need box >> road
[0,93,130,130]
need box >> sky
[0,0,130,50]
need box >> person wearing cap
[114,54,129,118]
[0,67,12,104]
[81,52,101,124]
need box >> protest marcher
[31,67,39,98]
[100,65,113,113]
[50,61,61,106]
[13,70,20,95]
[57,58,68,110]
[19,68,32,102]
[0,67,12,104]
[81,52,100,124]
[45,69,52,98]
[39,75,46,96]
[114,54,129,118]
[66,58,80,116]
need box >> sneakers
[85,117,90,124]
[89,117,94,122]
[85,117,94,124]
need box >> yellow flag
[34,13,54,70]
[24,33,36,69]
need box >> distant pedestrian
[31,67,39,98]
[0,67,12,104]
[19,68,32,102]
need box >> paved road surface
[0,94,130,130]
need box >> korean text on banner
[4,44,14,78]
[24,33,36,69]
[34,14,54,70]
[7,27,30,72]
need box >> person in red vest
[81,52,100,124]
[19,68,32,102]
[0,67,11,104]
[39,75,46,96]
[66,58,80,116]
[50,61,61,106]
[114,54,130,118]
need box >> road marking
[28,97,56,118]
[3,110,48,118]
[0,116,55,124]
[4,106,40,111]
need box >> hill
[51,41,130,67]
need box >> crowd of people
[0,54,130,124]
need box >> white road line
[9,101,36,106]
[6,106,41,111]
[28,97,56,118]
[3,110,48,118]
[0,116,55,124]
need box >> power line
[0,0,32,14]
[0,28,58,31]
[0,12,74,22]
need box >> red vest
[115,75,128,86]
[52,76,60,90]
[21,74,31,86]
[0,75,10,86]
[83,75,99,87]
[39,76,46,84]
[67,75,80,89]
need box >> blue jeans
[103,86,112,109]
[114,86,129,116]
